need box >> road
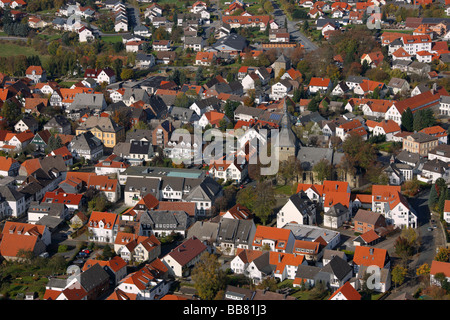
[383,187,446,299]
[270,1,318,52]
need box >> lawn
[0,43,40,57]
[0,42,51,65]
[274,184,294,196]
[101,35,123,43]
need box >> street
[270,0,318,52]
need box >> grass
[274,184,294,196]
[58,81,77,88]
[0,42,52,65]
[101,35,123,43]
[0,43,41,57]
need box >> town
[0,0,449,303]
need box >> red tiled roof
[430,260,450,277]
[88,211,119,229]
[353,246,388,268]
[360,229,381,244]
[166,237,207,266]
[329,282,361,300]
[309,77,331,87]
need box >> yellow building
[76,116,125,148]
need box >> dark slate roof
[141,210,189,230]
[217,217,254,245]
[129,140,152,155]
[79,263,110,292]
[325,203,348,217]
[213,33,247,51]
[251,251,274,275]
[289,192,315,216]
[320,255,352,281]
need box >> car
[82,249,92,254]
[39,252,49,258]
[433,225,437,229]
[428,227,433,232]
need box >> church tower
[276,99,297,162]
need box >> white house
[87,211,119,243]
[161,237,208,277]
[78,27,94,43]
[277,192,317,228]
[308,77,332,94]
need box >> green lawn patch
[274,185,294,196]
[0,42,52,65]
[101,35,123,43]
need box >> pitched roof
[353,246,388,268]
[309,77,331,87]
[166,236,207,266]
[88,211,118,229]
[329,281,361,300]
[430,260,450,277]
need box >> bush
[57,245,68,253]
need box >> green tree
[48,135,63,151]
[313,159,332,182]
[401,107,414,132]
[1,100,21,126]
[120,68,134,81]
[236,187,257,211]
[191,252,227,300]
[438,187,449,215]
[429,183,439,210]
[252,181,276,225]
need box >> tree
[429,183,439,210]
[1,101,21,126]
[236,187,257,211]
[191,252,227,300]
[391,265,408,288]
[313,159,332,182]
[256,277,278,291]
[435,247,449,262]
[394,236,414,265]
[102,244,114,260]
[342,134,377,173]
[252,180,276,225]
[48,135,63,151]
[438,186,449,215]
[120,68,134,81]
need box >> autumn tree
[394,236,414,265]
[191,252,227,300]
[435,247,450,262]
[416,263,431,286]
[391,265,408,288]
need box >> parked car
[82,249,92,254]
[77,252,88,258]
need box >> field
[0,42,51,65]
[101,35,123,43]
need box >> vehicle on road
[428,227,433,231]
